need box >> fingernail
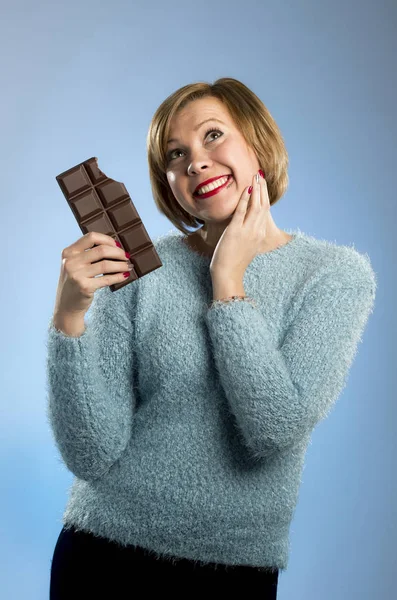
[248,185,253,194]
[258,169,265,179]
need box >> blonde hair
[146,77,289,235]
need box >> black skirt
[49,525,279,598]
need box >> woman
[47,77,376,598]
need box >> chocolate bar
[56,157,162,292]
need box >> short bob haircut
[146,77,289,236]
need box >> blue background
[1,0,395,597]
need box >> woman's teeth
[196,176,229,195]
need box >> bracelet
[208,295,257,310]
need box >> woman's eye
[168,129,223,161]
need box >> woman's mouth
[194,175,234,199]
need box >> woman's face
[165,97,260,230]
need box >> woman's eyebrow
[167,118,227,145]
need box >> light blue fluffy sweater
[45,228,377,572]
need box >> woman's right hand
[53,231,134,319]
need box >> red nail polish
[115,241,122,248]
[258,169,265,179]
[248,185,253,194]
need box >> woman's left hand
[209,170,270,279]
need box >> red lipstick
[194,175,233,199]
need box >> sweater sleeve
[45,282,139,481]
[205,252,377,461]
